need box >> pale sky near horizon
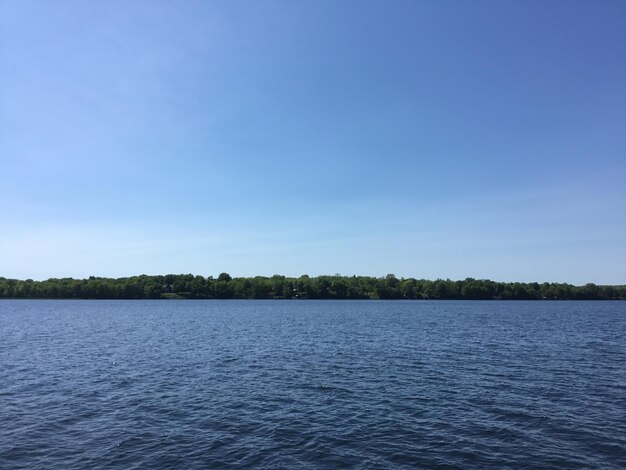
[1,1,625,284]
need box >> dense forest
[0,274,624,300]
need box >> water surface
[1,300,625,468]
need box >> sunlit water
[1,300,625,469]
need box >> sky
[1,1,625,284]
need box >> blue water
[1,300,625,469]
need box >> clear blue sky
[1,1,625,284]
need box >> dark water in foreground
[1,300,625,469]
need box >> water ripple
[1,300,625,469]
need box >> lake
[1,300,625,469]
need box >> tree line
[0,274,624,300]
